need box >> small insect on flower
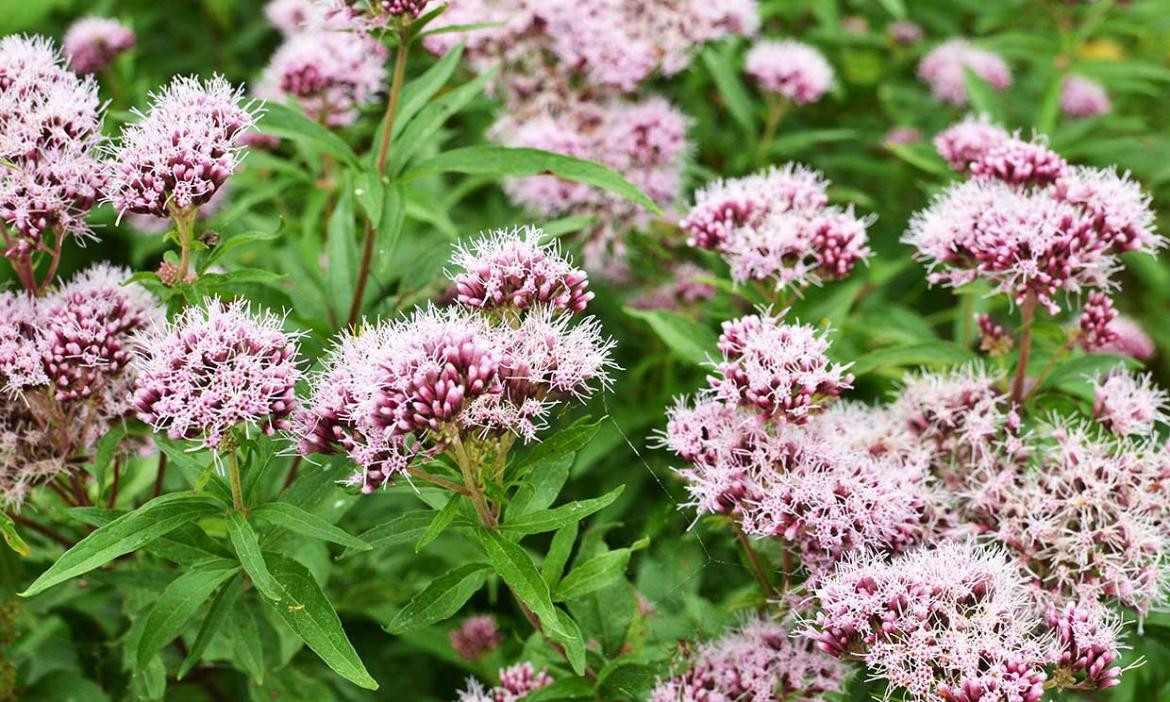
[132,299,301,451]
[62,17,135,74]
[104,75,259,219]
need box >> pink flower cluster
[1060,75,1110,119]
[457,662,553,702]
[650,615,848,702]
[1093,368,1167,437]
[298,227,614,491]
[105,75,258,218]
[681,164,872,292]
[1089,314,1156,360]
[628,263,716,312]
[809,541,1049,702]
[745,40,834,105]
[1,264,158,507]
[132,299,301,450]
[917,39,1011,106]
[62,17,135,74]
[0,35,104,267]
[494,97,689,275]
[425,0,759,97]
[908,127,1162,314]
[449,615,504,660]
[258,3,387,128]
[1046,598,1124,689]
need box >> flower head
[1052,166,1160,253]
[1093,369,1167,437]
[1091,315,1155,360]
[449,615,504,660]
[62,17,135,74]
[449,226,592,313]
[808,541,1049,702]
[934,114,1011,171]
[969,135,1068,186]
[105,75,258,218]
[257,29,386,128]
[745,40,834,104]
[264,0,329,34]
[0,291,47,392]
[917,39,1011,106]
[711,312,852,422]
[458,662,553,702]
[1046,598,1124,690]
[652,615,849,702]
[132,299,300,450]
[887,20,924,45]
[1060,75,1110,119]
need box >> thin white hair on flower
[1092,367,1168,438]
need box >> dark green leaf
[136,560,240,671]
[341,510,436,559]
[554,548,636,602]
[503,485,624,536]
[383,563,489,634]
[226,511,283,602]
[850,342,979,377]
[624,307,717,366]
[477,528,563,637]
[392,42,465,139]
[259,102,359,166]
[542,522,578,588]
[252,502,371,552]
[415,493,461,553]
[178,574,242,679]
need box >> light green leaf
[550,609,587,676]
[477,529,562,637]
[392,42,465,139]
[1,512,29,557]
[258,102,360,166]
[700,43,755,134]
[20,492,221,597]
[403,146,660,214]
[624,307,717,366]
[326,173,357,313]
[136,560,240,671]
[340,510,435,559]
[225,511,283,602]
[503,486,624,537]
[962,66,1003,122]
[252,502,371,552]
[389,68,496,173]
[383,563,489,634]
[264,552,379,690]
[541,523,578,588]
[415,494,461,553]
[178,574,241,680]
[553,548,637,602]
[850,341,979,377]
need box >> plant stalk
[1010,294,1038,405]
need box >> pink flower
[62,17,135,74]
[744,40,834,104]
[1060,75,1110,119]
[808,541,1048,702]
[933,114,1011,171]
[1046,598,1124,690]
[883,126,922,148]
[1092,315,1155,360]
[1052,166,1160,253]
[449,226,593,313]
[132,299,301,450]
[651,615,848,702]
[711,312,852,423]
[1078,291,1119,351]
[0,35,104,264]
[449,615,504,660]
[887,19,924,45]
[458,663,553,702]
[975,313,1013,355]
[105,75,258,218]
[1093,369,1167,437]
[257,29,387,128]
[917,39,1011,106]
[264,0,328,35]
[969,135,1068,186]
[0,291,47,392]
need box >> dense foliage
[3,1,1170,701]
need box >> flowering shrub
[2,2,1170,701]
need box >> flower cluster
[908,128,1162,314]
[494,97,689,276]
[917,39,1011,106]
[745,40,834,105]
[258,3,386,127]
[298,226,614,491]
[628,263,716,312]
[1,264,157,507]
[104,75,258,218]
[449,615,504,661]
[1093,368,1167,437]
[62,17,135,74]
[933,113,1011,170]
[132,299,301,450]
[1045,599,1124,690]
[808,541,1049,702]
[457,662,553,702]
[651,615,849,702]
[1060,75,1110,119]
[681,164,873,292]
[0,35,104,269]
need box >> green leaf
[509,417,604,516]
[136,560,240,671]
[477,528,562,637]
[155,438,232,505]
[415,493,461,553]
[875,0,906,18]
[403,146,661,214]
[542,523,578,588]
[1,512,29,557]
[598,659,658,700]
[962,66,1003,122]
[389,68,497,173]
[770,128,857,156]
[550,609,586,676]
[392,42,465,139]
[887,142,951,177]
[1036,69,1064,135]
[202,223,284,271]
[88,425,129,498]
[264,552,379,690]
[20,492,221,597]
[554,547,638,602]
[623,307,717,366]
[699,42,755,134]
[224,600,265,684]
[225,511,283,602]
[503,485,624,537]
[383,563,489,634]
[178,574,241,679]
[326,172,357,312]
[1043,353,1139,398]
[850,341,979,377]
[258,102,359,166]
[252,502,371,552]
[523,678,595,702]
[340,510,435,559]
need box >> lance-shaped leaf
[252,502,371,552]
[136,560,240,671]
[383,563,489,634]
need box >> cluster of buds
[975,313,1014,355]
[449,615,504,660]
[62,17,135,74]
[744,40,834,105]
[298,226,614,492]
[457,662,552,702]
[917,39,1011,106]
[908,122,1162,315]
[681,163,873,293]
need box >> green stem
[228,451,245,513]
[1010,295,1038,405]
[755,95,787,166]
[735,525,777,600]
[171,205,200,282]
